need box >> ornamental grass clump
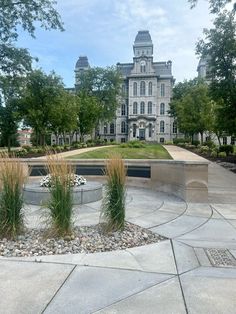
[101,154,126,232]
[46,153,74,236]
[0,153,27,238]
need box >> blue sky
[17,0,215,87]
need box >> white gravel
[0,222,165,257]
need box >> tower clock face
[140,60,146,66]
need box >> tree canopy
[20,70,65,146]
[197,11,236,134]
[170,80,214,143]
[0,0,63,78]
[76,66,122,123]
[188,0,235,13]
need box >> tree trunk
[7,136,11,153]
[200,132,204,145]
[55,133,59,145]
[63,133,66,145]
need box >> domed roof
[75,56,90,69]
[134,30,152,44]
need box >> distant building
[75,30,176,143]
[17,129,32,146]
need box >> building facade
[75,30,176,143]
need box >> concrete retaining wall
[21,158,209,203]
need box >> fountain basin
[23,181,103,205]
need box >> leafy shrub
[185,144,196,149]
[219,145,234,156]
[16,149,28,157]
[173,138,190,145]
[128,140,145,148]
[72,143,80,149]
[165,141,173,145]
[110,141,118,145]
[46,154,74,236]
[210,151,218,158]
[21,145,32,152]
[101,154,126,232]
[203,140,216,149]
[192,140,200,146]
[86,139,94,144]
[178,143,186,148]
[218,151,227,158]
[81,143,87,148]
[36,147,45,154]
[0,153,28,238]
[63,144,71,151]
[199,145,210,154]
[120,143,128,148]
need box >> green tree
[0,0,63,77]
[196,11,236,135]
[0,76,26,151]
[49,91,79,145]
[77,92,100,142]
[20,70,65,146]
[76,66,122,125]
[171,83,213,143]
[0,100,20,151]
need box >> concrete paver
[180,267,236,314]
[96,277,186,314]
[0,260,74,314]
[44,266,174,314]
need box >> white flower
[40,174,86,187]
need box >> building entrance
[139,129,145,140]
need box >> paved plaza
[1,147,236,313]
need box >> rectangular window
[161,83,165,97]
[223,137,227,145]
[121,138,126,143]
[121,104,126,116]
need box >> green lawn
[67,144,172,159]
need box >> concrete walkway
[1,146,236,313]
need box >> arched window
[148,101,152,114]
[160,103,165,115]
[121,121,126,133]
[148,123,152,137]
[160,121,165,133]
[121,103,126,116]
[133,82,137,96]
[148,82,152,96]
[133,102,138,114]
[110,123,115,134]
[133,124,137,137]
[140,65,146,73]
[140,101,145,114]
[161,83,165,97]
[172,121,177,134]
[140,81,145,96]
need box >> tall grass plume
[0,152,28,238]
[100,154,126,232]
[46,153,74,236]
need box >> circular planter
[23,181,103,205]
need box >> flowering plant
[40,174,86,188]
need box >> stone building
[75,30,176,143]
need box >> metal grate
[205,248,236,267]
